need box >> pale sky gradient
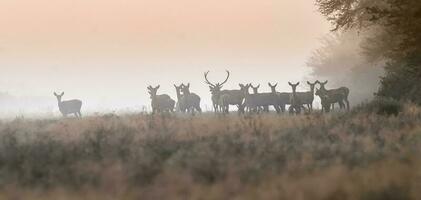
[0,0,330,113]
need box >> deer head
[174,84,183,98]
[307,81,318,92]
[54,92,64,102]
[318,80,328,90]
[239,83,250,95]
[268,82,278,93]
[250,84,260,94]
[204,70,230,93]
[181,83,191,95]
[147,85,160,99]
[288,82,300,94]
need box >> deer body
[268,83,289,112]
[174,84,187,112]
[54,92,82,118]
[318,81,350,111]
[181,83,202,114]
[250,84,268,112]
[288,82,306,114]
[148,85,175,113]
[243,84,281,114]
[204,70,245,114]
[315,89,345,113]
[295,81,317,112]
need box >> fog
[1,0,335,117]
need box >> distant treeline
[313,0,421,103]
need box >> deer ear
[274,83,277,87]
[156,85,160,89]
[60,92,64,96]
[257,84,260,88]
[54,92,58,96]
[307,81,311,85]
[323,80,328,84]
[288,82,292,86]
[187,83,190,88]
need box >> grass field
[0,101,421,199]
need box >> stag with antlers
[204,70,245,114]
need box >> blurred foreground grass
[1,102,421,199]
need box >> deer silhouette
[315,88,345,113]
[174,84,187,112]
[243,84,281,114]
[180,83,202,114]
[54,92,82,118]
[268,82,289,112]
[147,85,175,114]
[288,82,305,114]
[249,84,268,113]
[295,81,318,112]
[204,70,245,114]
[317,80,350,111]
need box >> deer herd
[54,70,350,118]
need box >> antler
[219,70,230,86]
[204,71,216,87]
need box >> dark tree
[316,0,421,102]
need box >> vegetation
[315,0,421,103]
[0,105,421,199]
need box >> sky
[0,0,330,114]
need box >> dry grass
[1,103,421,199]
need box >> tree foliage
[316,0,421,103]
[307,30,383,103]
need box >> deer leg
[345,98,350,111]
[274,105,281,114]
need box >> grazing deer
[318,80,350,111]
[204,70,245,114]
[295,81,318,112]
[268,83,289,112]
[315,88,345,113]
[243,84,281,114]
[288,82,305,114]
[249,84,268,112]
[54,92,82,118]
[147,85,175,113]
[180,83,202,114]
[174,84,187,112]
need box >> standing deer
[147,85,175,113]
[54,92,82,118]
[243,84,281,114]
[204,70,245,114]
[268,83,289,112]
[180,83,202,114]
[174,84,187,112]
[295,81,318,112]
[249,84,268,112]
[288,82,305,114]
[315,88,345,113]
[318,80,350,111]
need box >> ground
[0,102,420,199]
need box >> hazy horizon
[0,0,331,115]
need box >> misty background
[0,0,382,117]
